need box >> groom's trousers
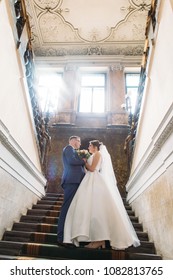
[57,183,79,242]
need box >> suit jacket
[61,145,85,185]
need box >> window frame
[36,67,63,114]
[78,72,107,114]
[125,72,140,115]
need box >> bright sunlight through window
[37,68,63,113]
[79,73,105,113]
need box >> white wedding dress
[63,146,140,249]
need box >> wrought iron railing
[13,0,51,176]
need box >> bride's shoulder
[94,151,101,158]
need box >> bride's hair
[89,140,103,150]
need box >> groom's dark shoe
[57,241,76,248]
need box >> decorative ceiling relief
[25,0,150,59]
[34,43,144,57]
[107,11,148,42]
[34,0,61,10]
[39,13,81,43]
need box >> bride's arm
[85,151,101,172]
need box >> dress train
[63,153,140,249]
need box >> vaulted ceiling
[25,0,151,65]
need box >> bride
[63,140,140,249]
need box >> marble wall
[132,163,173,259]
[0,168,39,239]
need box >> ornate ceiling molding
[25,0,150,59]
[33,43,144,57]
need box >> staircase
[0,192,162,260]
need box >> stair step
[126,241,156,254]
[126,252,162,260]
[0,240,161,260]
[3,231,155,253]
[0,241,126,260]
[131,222,143,231]
[126,210,135,216]
[12,223,149,241]
[124,205,132,210]
[37,200,63,205]
[3,231,57,244]
[129,216,139,222]
[41,194,64,201]
[33,204,62,211]
[20,215,58,224]
[12,222,57,233]
[21,242,126,260]
[27,209,59,217]
[0,241,23,256]
[0,254,47,260]
[136,231,149,241]
[45,192,64,196]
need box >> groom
[57,135,86,247]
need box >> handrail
[13,0,51,176]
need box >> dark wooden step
[0,241,68,260]
[0,240,161,260]
[136,231,149,241]
[126,252,162,260]
[43,195,64,201]
[126,210,135,216]
[27,209,59,217]
[20,215,58,224]
[37,200,63,205]
[131,222,143,231]
[0,241,23,256]
[12,222,57,233]
[3,231,155,253]
[12,223,149,241]
[124,205,132,210]
[126,241,156,254]
[0,254,47,260]
[45,192,64,197]
[0,238,162,260]
[128,216,138,223]
[3,231,57,244]
[0,241,126,260]
[21,243,126,260]
[33,204,62,211]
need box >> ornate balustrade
[12,0,51,176]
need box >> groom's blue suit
[57,145,85,242]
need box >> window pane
[92,88,105,112]
[37,73,63,113]
[79,88,92,112]
[81,74,105,86]
[125,73,140,114]
[126,74,140,87]
[126,88,138,114]
[79,72,106,113]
